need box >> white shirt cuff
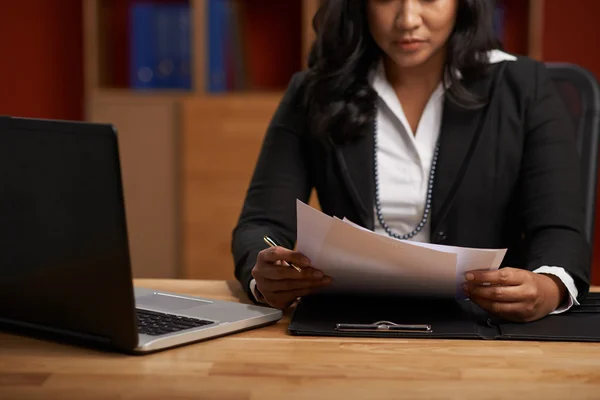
[249,278,267,304]
[533,266,579,314]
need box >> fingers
[260,264,325,280]
[468,296,537,322]
[464,281,538,303]
[259,246,311,267]
[253,246,332,309]
[262,287,319,309]
[465,267,528,286]
[465,269,544,323]
[469,296,526,317]
[258,276,332,292]
[256,246,322,280]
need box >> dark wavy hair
[303,0,502,144]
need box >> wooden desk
[2,280,600,400]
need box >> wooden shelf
[84,0,319,97]
[92,88,192,100]
[527,0,545,60]
[91,87,286,102]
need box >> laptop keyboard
[136,308,214,336]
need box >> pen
[263,235,303,272]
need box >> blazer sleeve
[231,72,313,300]
[520,61,591,299]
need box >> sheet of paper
[296,200,507,299]
[296,199,333,262]
[314,216,458,297]
[398,241,505,299]
[341,217,506,298]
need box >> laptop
[0,116,282,354]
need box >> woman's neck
[381,47,448,135]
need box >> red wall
[242,0,302,90]
[543,0,600,79]
[542,0,600,284]
[0,1,84,120]
[502,0,529,56]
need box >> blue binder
[130,4,157,89]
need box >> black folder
[288,292,600,342]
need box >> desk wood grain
[2,279,600,400]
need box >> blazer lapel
[431,64,507,234]
[331,126,375,230]
[329,63,507,235]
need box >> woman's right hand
[251,246,332,309]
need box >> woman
[231,0,590,322]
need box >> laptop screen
[0,118,137,348]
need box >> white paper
[296,200,507,299]
[296,199,333,260]
[394,241,505,299]
[340,217,506,297]
[316,217,458,297]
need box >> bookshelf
[83,0,319,279]
[82,0,547,103]
[83,0,318,98]
[82,0,546,280]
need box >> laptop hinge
[0,317,112,345]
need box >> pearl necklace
[372,117,440,240]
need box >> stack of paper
[295,200,507,299]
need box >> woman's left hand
[463,267,567,323]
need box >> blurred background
[1,0,600,285]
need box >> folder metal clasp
[335,320,432,333]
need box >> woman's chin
[388,52,433,69]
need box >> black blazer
[231,55,591,302]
